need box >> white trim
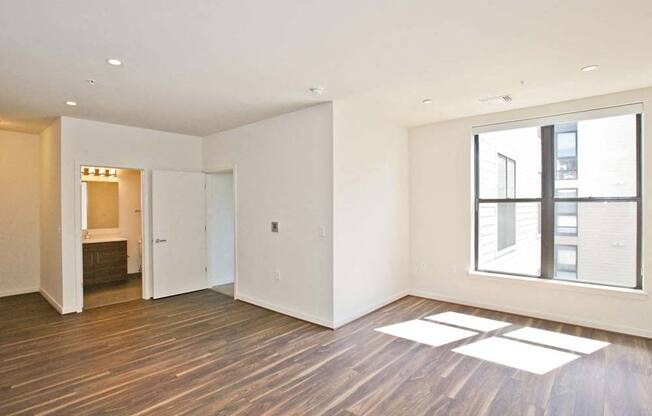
[0,287,39,297]
[237,292,333,328]
[467,270,648,300]
[332,290,409,329]
[409,288,652,339]
[472,103,643,135]
[39,288,75,314]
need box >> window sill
[468,270,648,301]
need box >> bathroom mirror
[82,181,119,229]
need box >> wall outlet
[274,270,281,281]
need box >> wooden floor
[1,291,651,416]
[212,283,234,298]
[84,274,142,309]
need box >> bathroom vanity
[82,238,128,287]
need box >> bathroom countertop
[82,237,128,244]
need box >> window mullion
[540,125,555,279]
[636,113,643,289]
[474,134,480,272]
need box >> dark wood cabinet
[83,241,128,287]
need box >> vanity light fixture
[82,166,117,177]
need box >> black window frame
[474,113,643,289]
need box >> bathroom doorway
[206,170,236,298]
[80,166,144,309]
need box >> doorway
[80,166,143,309]
[206,171,236,298]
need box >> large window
[474,109,642,289]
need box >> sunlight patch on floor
[453,336,580,375]
[375,319,477,347]
[425,311,512,332]
[503,327,610,354]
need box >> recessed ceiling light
[581,65,598,72]
[106,58,123,66]
[422,99,433,104]
[308,86,324,96]
[65,101,78,106]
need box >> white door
[152,170,207,298]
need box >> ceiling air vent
[479,94,512,104]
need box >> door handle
[155,238,167,243]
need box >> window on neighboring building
[496,154,516,251]
[555,244,577,279]
[556,129,577,180]
[475,108,641,289]
[555,188,577,236]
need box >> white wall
[39,119,63,310]
[119,169,142,274]
[0,131,41,297]
[332,100,410,327]
[410,87,652,338]
[206,172,235,287]
[60,117,203,312]
[203,104,334,326]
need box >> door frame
[73,160,149,312]
[204,165,239,300]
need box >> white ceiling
[1,0,651,136]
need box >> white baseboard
[210,279,235,287]
[236,292,334,328]
[333,290,409,329]
[236,290,409,330]
[39,288,75,315]
[0,286,39,298]
[409,288,652,339]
